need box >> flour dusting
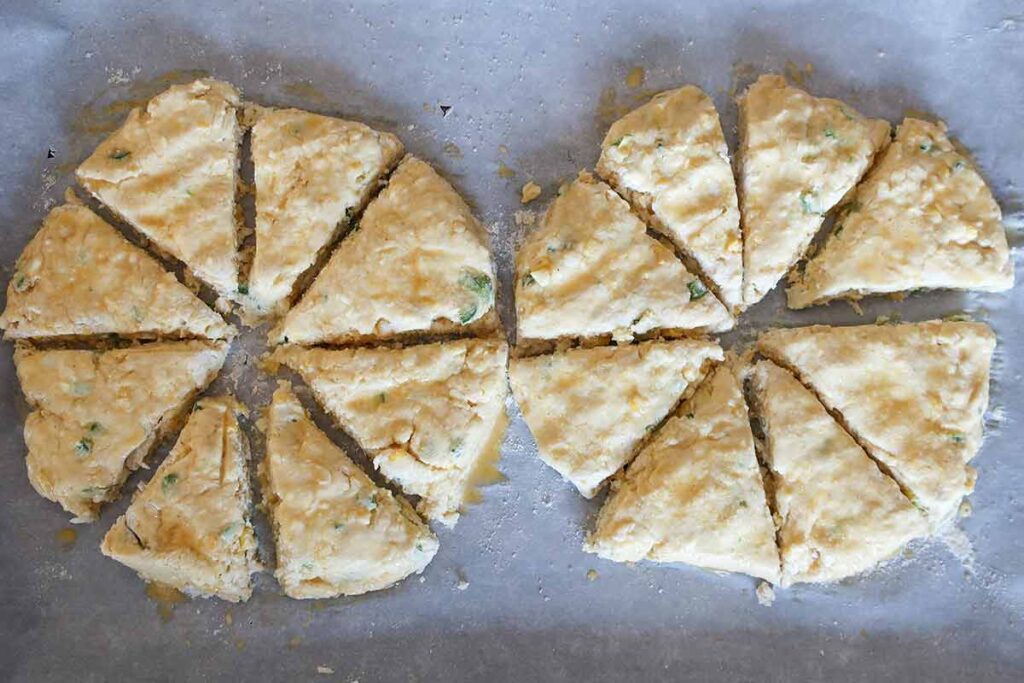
[936,522,976,575]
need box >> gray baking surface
[1,0,1022,681]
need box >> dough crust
[77,79,242,299]
[249,107,403,317]
[757,321,996,526]
[738,74,890,306]
[262,382,438,598]
[101,396,259,602]
[515,172,732,343]
[508,339,722,497]
[273,157,498,345]
[0,200,231,341]
[273,339,508,526]
[15,341,227,521]
[585,365,780,583]
[788,118,1013,308]
[751,361,927,586]
[597,87,743,311]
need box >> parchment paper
[0,1,1021,681]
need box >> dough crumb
[317,666,334,675]
[258,353,281,375]
[514,210,536,228]
[756,581,775,607]
[586,569,598,581]
[521,181,542,204]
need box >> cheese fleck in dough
[262,383,438,599]
[101,396,259,602]
[508,339,722,497]
[273,339,508,526]
[77,79,242,299]
[273,156,498,345]
[0,200,231,341]
[757,321,996,527]
[515,173,732,343]
[15,341,227,521]
[585,365,780,583]
[597,87,743,311]
[249,108,403,317]
[788,118,1013,308]
[738,74,890,307]
[751,361,928,586]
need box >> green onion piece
[162,473,180,493]
[74,437,93,457]
[687,280,708,300]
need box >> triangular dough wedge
[757,321,996,526]
[14,341,227,521]
[272,339,508,526]
[272,157,498,345]
[738,74,890,306]
[76,79,242,299]
[584,365,780,583]
[262,382,438,599]
[515,173,732,343]
[788,118,1013,308]
[508,340,722,497]
[248,107,404,317]
[750,361,928,586]
[101,396,259,602]
[0,200,231,341]
[596,87,743,311]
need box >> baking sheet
[1,0,1023,681]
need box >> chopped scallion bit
[73,437,93,457]
[799,190,820,215]
[162,473,180,493]
[458,303,478,324]
[687,280,708,300]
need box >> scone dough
[101,396,259,602]
[508,339,723,497]
[585,365,780,583]
[757,321,996,527]
[515,173,732,343]
[597,86,743,311]
[738,74,890,307]
[273,339,509,526]
[76,78,242,299]
[750,360,928,586]
[262,382,438,599]
[272,156,498,345]
[249,107,404,317]
[0,200,231,341]
[788,118,1013,308]
[15,341,227,521]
